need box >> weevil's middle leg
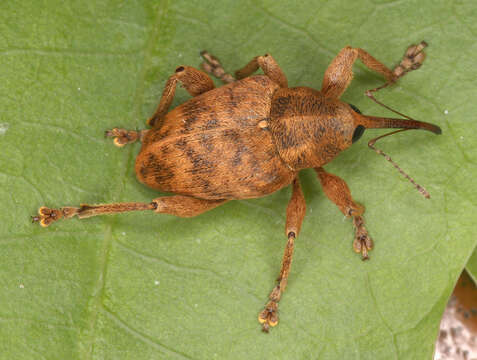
[200,51,236,84]
[259,178,306,332]
[314,167,373,260]
[105,128,149,147]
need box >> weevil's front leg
[147,66,215,127]
[321,42,427,99]
[314,167,373,260]
[104,128,149,147]
[235,54,288,88]
[259,178,306,332]
[32,196,226,227]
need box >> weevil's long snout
[357,115,442,134]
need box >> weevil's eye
[352,125,365,143]
[348,103,362,114]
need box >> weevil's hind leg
[147,66,215,127]
[200,51,236,84]
[259,178,306,332]
[314,167,373,260]
[235,54,288,88]
[104,128,149,147]
[32,196,227,227]
[321,41,427,100]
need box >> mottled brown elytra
[33,42,441,332]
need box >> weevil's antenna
[368,129,431,199]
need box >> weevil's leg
[314,167,373,260]
[321,41,427,99]
[259,178,306,332]
[200,51,236,84]
[104,128,149,147]
[147,66,215,127]
[392,42,428,79]
[235,54,288,88]
[32,197,227,227]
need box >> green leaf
[466,248,477,283]
[1,0,476,358]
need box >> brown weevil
[32,42,441,332]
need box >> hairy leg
[32,196,226,227]
[314,167,373,260]
[147,65,215,127]
[235,53,288,88]
[321,42,427,99]
[201,51,288,88]
[200,51,236,84]
[258,178,306,332]
[104,128,149,147]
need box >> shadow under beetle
[33,42,441,332]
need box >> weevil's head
[344,102,442,198]
[346,102,441,144]
[268,87,441,172]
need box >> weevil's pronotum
[33,42,441,332]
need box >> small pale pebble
[19,284,24,289]
[154,280,160,285]
[0,123,9,136]
[444,109,449,115]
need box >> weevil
[33,42,441,332]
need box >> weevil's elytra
[33,42,441,332]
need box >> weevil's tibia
[235,54,288,88]
[314,167,373,260]
[259,178,306,332]
[105,128,149,147]
[200,51,236,84]
[32,197,227,227]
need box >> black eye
[348,103,361,114]
[352,125,365,143]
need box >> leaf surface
[1,0,476,359]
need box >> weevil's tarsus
[200,51,236,84]
[393,41,427,79]
[259,178,305,332]
[353,216,373,260]
[105,128,149,147]
[368,129,431,199]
